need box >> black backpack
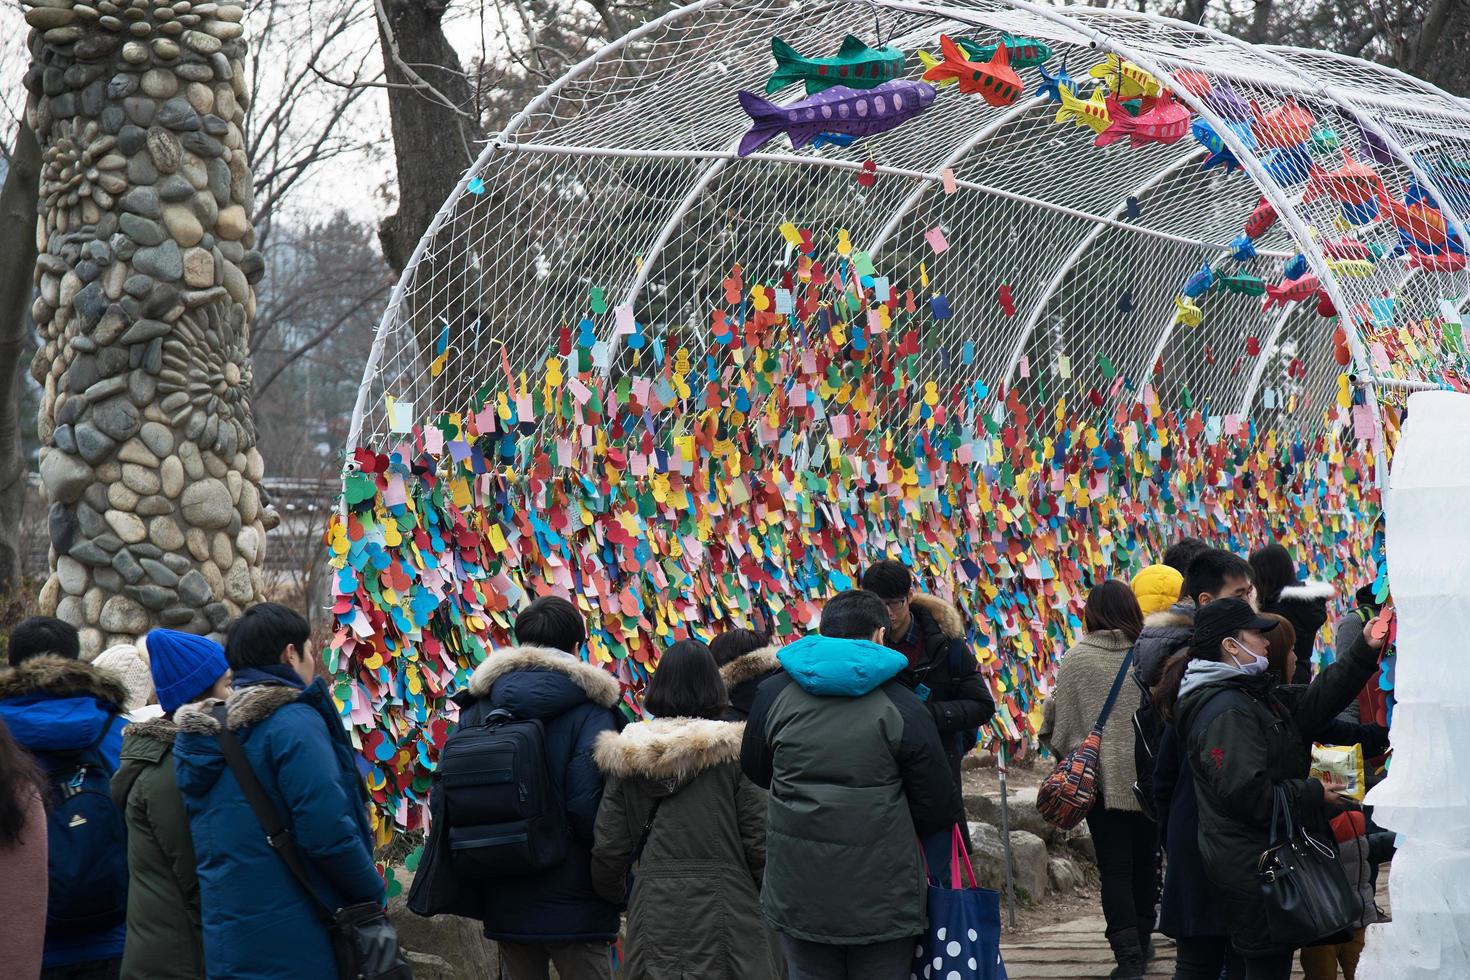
[1131,671,1163,820]
[434,708,566,878]
[39,716,129,936]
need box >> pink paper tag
[1018,356,1030,379]
[925,227,950,254]
[940,167,957,194]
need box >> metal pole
[996,743,1017,929]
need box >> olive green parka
[111,716,205,980]
[591,717,778,980]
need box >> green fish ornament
[1215,272,1267,297]
[956,32,1053,70]
[766,34,907,95]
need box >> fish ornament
[766,35,906,95]
[1094,89,1190,148]
[1262,274,1321,311]
[957,32,1053,70]
[1089,54,1160,99]
[1251,97,1315,149]
[1173,294,1203,327]
[737,80,937,156]
[1035,61,1076,103]
[1302,150,1384,207]
[1054,86,1112,136]
[920,35,1023,106]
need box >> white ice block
[1362,391,1470,976]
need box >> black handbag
[1256,785,1361,950]
[213,704,413,980]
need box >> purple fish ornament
[1202,81,1251,123]
[736,79,937,156]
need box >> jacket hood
[122,714,179,747]
[467,645,621,718]
[0,654,129,705]
[593,717,743,794]
[778,634,906,697]
[910,593,965,641]
[1277,581,1334,603]
[718,645,783,689]
[1143,601,1195,632]
[1176,658,1256,702]
[0,655,129,753]
[172,680,332,799]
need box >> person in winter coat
[0,639,129,978]
[860,561,996,799]
[1297,810,1393,980]
[591,639,777,979]
[1040,581,1155,980]
[1134,549,1254,689]
[0,716,49,980]
[1158,598,1385,980]
[173,603,383,980]
[111,630,232,980]
[1131,564,1183,618]
[741,589,959,979]
[1250,543,1333,685]
[711,629,781,721]
[457,595,623,980]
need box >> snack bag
[1311,743,1367,801]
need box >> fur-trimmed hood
[175,683,302,735]
[123,714,179,745]
[911,592,965,641]
[468,645,621,709]
[718,645,783,689]
[594,717,743,790]
[1143,602,1195,632]
[0,654,129,707]
[1277,580,1334,604]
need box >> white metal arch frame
[348,0,1470,479]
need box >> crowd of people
[0,603,383,980]
[1044,537,1393,980]
[0,538,1391,980]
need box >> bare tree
[0,118,38,598]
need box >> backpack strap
[632,798,663,865]
[1092,651,1135,731]
[210,703,336,925]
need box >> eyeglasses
[882,596,911,610]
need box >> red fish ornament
[1262,274,1320,311]
[1095,90,1191,149]
[920,35,1023,107]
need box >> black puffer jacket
[893,594,996,770]
[1175,632,1379,955]
[1133,600,1195,689]
[1262,581,1333,684]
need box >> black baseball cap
[1192,598,1278,649]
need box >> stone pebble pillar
[20,0,274,656]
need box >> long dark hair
[1084,580,1145,642]
[1249,543,1297,609]
[645,640,729,720]
[0,717,46,847]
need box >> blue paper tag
[915,682,931,703]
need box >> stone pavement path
[1000,918,1313,978]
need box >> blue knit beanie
[146,629,230,713]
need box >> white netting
[348,0,1470,454]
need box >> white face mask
[1225,637,1269,675]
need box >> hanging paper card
[925,227,950,254]
[775,288,794,314]
[1019,356,1030,378]
[930,295,952,319]
[615,304,636,334]
[1352,404,1374,440]
[1057,354,1072,379]
[386,396,413,434]
[940,167,957,194]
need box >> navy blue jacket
[0,655,129,968]
[458,645,624,943]
[174,677,383,979]
[1154,724,1219,939]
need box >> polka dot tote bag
[911,826,1006,980]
